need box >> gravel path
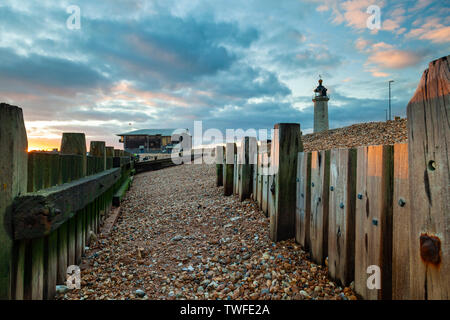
[58,163,357,300]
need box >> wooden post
[261,153,269,215]
[256,153,263,209]
[328,148,357,287]
[56,223,68,287]
[295,152,311,250]
[61,134,87,269]
[30,238,44,299]
[238,137,254,201]
[392,143,410,299]
[27,153,61,300]
[90,141,105,234]
[224,143,236,196]
[269,123,303,242]
[407,56,449,300]
[43,231,58,300]
[0,104,28,300]
[216,146,224,187]
[90,141,106,171]
[355,145,393,300]
[309,150,330,264]
[61,133,87,176]
[233,154,238,195]
[106,146,114,170]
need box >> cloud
[0,47,108,89]
[367,68,390,77]
[0,0,443,149]
[316,5,329,12]
[409,0,432,12]
[355,37,370,51]
[335,0,385,30]
[406,16,450,44]
[382,6,405,32]
[367,49,424,69]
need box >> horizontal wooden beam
[10,168,121,240]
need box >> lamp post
[388,80,394,121]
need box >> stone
[56,285,69,294]
[171,235,183,241]
[135,289,146,298]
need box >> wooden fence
[0,104,135,300]
[216,56,449,300]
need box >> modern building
[117,128,190,154]
[312,79,329,133]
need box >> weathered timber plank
[270,123,303,242]
[90,141,106,172]
[233,154,238,195]
[268,173,276,229]
[216,146,224,187]
[75,209,83,264]
[392,143,410,300]
[295,152,311,250]
[261,153,269,215]
[252,145,258,200]
[56,222,68,284]
[11,168,120,240]
[407,56,449,300]
[0,103,28,299]
[30,237,44,299]
[355,145,393,300]
[67,216,76,267]
[240,137,256,201]
[309,150,330,265]
[12,240,26,299]
[328,148,357,287]
[44,230,57,299]
[257,153,263,208]
[61,133,87,176]
[224,143,236,196]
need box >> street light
[388,80,394,121]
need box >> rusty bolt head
[420,234,441,266]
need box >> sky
[0,0,449,150]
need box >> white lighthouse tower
[312,79,329,133]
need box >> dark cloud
[0,47,107,89]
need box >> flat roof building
[117,128,190,154]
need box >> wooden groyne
[0,105,137,300]
[216,56,449,300]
